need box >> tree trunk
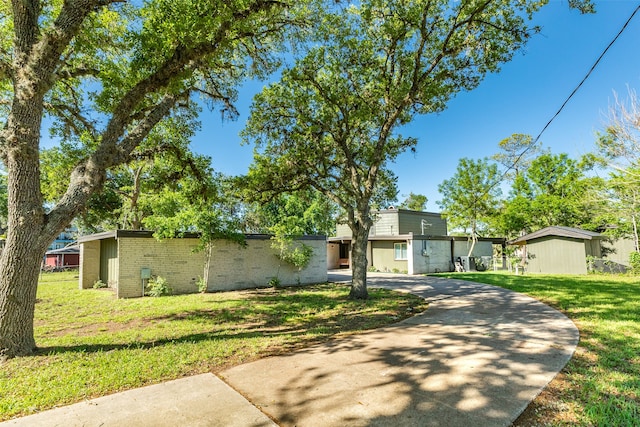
[632,213,639,253]
[467,220,477,258]
[0,101,52,359]
[0,233,49,360]
[349,223,370,300]
[467,236,477,258]
[0,71,66,358]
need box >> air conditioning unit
[459,256,476,272]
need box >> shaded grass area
[435,272,640,426]
[0,271,427,421]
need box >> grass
[435,271,640,426]
[0,271,428,421]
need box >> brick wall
[207,236,327,291]
[117,236,205,298]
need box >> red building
[44,246,80,270]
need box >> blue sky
[191,1,640,210]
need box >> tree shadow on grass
[438,273,640,322]
[33,287,419,357]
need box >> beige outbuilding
[78,230,327,298]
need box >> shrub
[196,277,207,293]
[146,276,172,297]
[271,236,314,270]
[92,280,107,289]
[269,277,281,288]
[278,243,313,270]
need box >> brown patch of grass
[513,372,580,426]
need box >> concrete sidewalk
[2,273,579,426]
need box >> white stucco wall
[411,240,451,274]
[452,240,492,259]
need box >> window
[394,243,408,260]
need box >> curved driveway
[3,272,579,427]
[221,272,579,426]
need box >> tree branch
[46,101,98,138]
[43,93,178,238]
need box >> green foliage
[437,158,501,239]
[398,193,428,211]
[143,172,246,251]
[629,252,640,274]
[196,277,207,293]
[491,133,545,181]
[268,276,281,288]
[495,152,602,239]
[92,280,108,289]
[593,89,640,247]
[239,190,337,236]
[145,276,172,297]
[272,237,314,270]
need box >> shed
[509,226,603,275]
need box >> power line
[507,3,640,176]
[451,4,640,228]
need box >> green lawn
[0,271,427,421]
[436,271,640,427]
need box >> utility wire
[451,4,640,233]
[504,3,640,179]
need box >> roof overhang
[328,235,506,244]
[78,230,326,244]
[509,226,602,246]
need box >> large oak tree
[242,0,547,299]
[0,0,308,359]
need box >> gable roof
[509,226,602,245]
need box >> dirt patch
[512,370,580,426]
[41,319,149,338]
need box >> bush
[271,236,314,270]
[196,276,207,293]
[146,276,172,297]
[269,277,281,288]
[629,252,640,274]
[92,280,107,289]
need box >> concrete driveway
[221,271,579,426]
[3,272,578,427]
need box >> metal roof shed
[509,226,603,274]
